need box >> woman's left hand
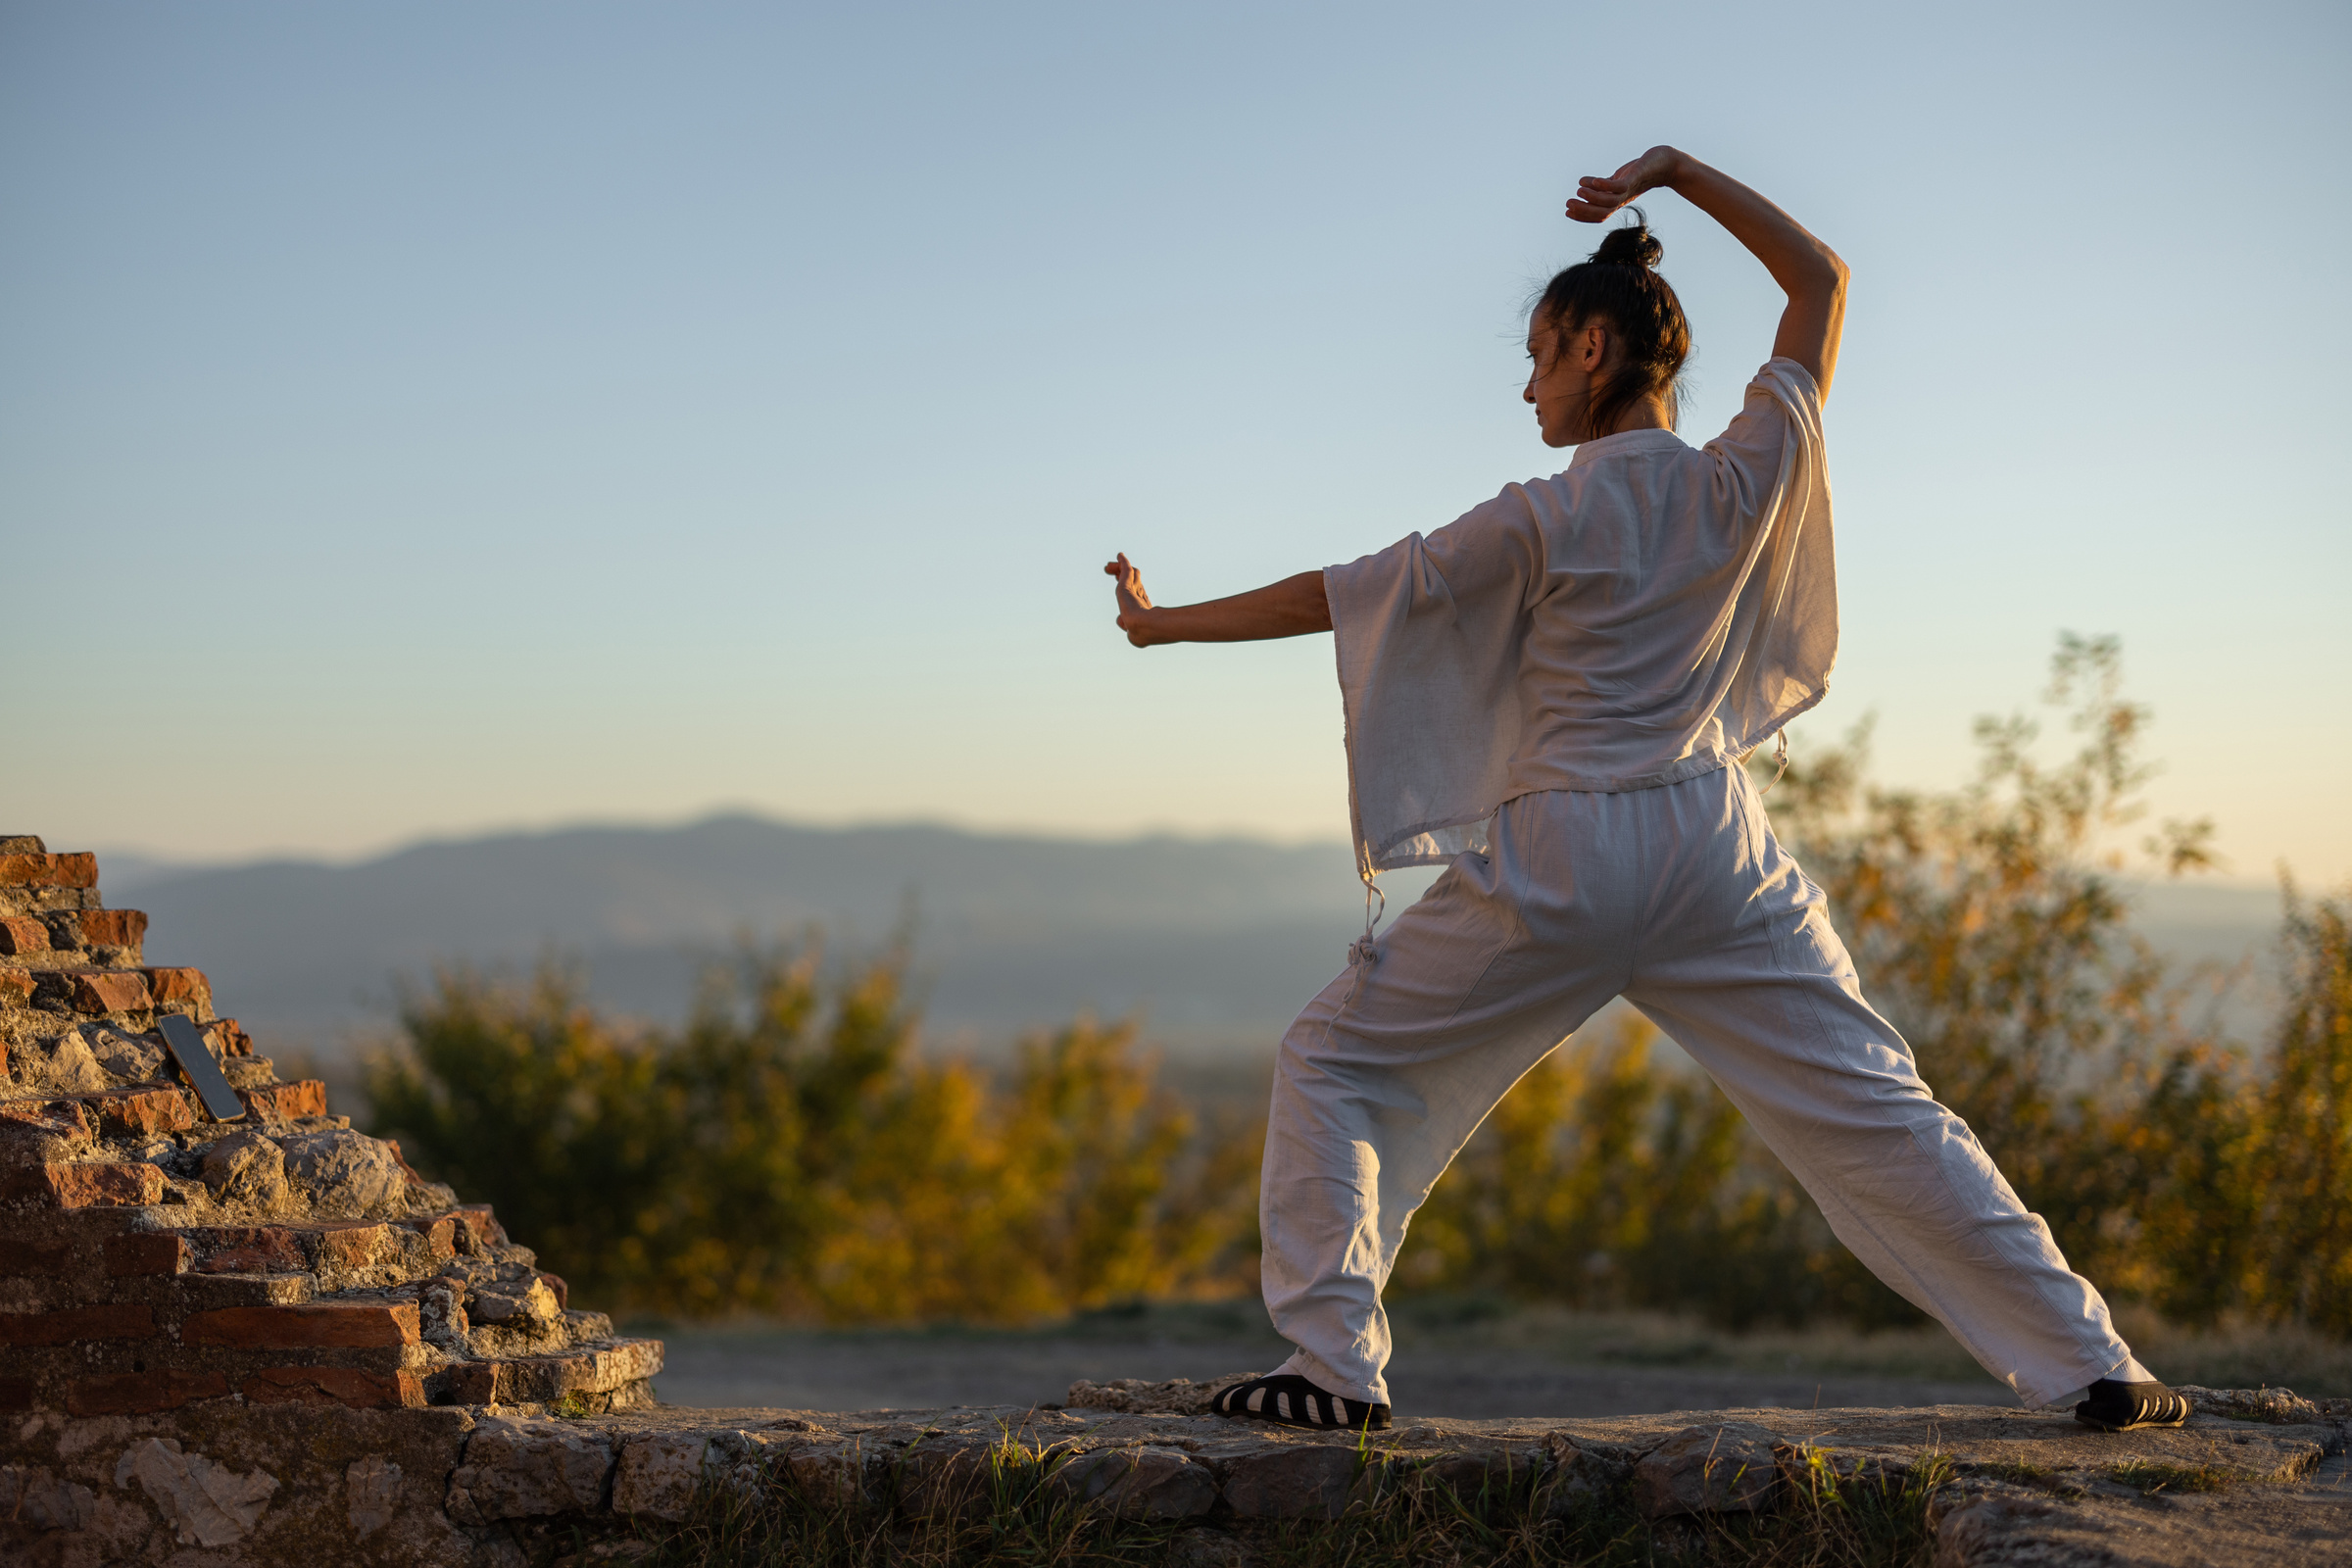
[1568,145,1683,222]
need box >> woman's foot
[2074,1378,2192,1432]
[1210,1373,1391,1432]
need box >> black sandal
[1210,1373,1390,1431]
[2074,1378,2192,1432]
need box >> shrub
[364,943,1256,1321]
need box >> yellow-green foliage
[363,945,1257,1321]
[2117,884,2352,1333]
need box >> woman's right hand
[1105,552,1158,647]
[1567,146,1683,222]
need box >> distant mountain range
[100,814,2288,1070]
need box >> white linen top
[1326,358,1837,875]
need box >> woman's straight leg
[1621,769,2138,1407]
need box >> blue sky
[5,1,2347,885]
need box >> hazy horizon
[72,806,2316,898]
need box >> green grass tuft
[2106,1460,2237,1496]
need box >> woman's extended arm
[1569,148,1847,399]
[1104,553,1331,648]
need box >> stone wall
[7,1393,2346,1566]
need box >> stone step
[427,1336,665,1407]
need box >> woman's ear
[1578,321,1611,372]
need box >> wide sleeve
[1700,359,1838,755]
[1323,486,1545,876]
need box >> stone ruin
[3,836,2346,1567]
[1,838,662,1557]
[0,837,662,1416]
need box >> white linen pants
[1261,765,2135,1410]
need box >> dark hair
[1532,210,1691,439]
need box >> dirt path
[650,1329,2011,1418]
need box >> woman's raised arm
[1104,554,1331,648]
[1570,148,1847,399]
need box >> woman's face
[1523,314,1611,448]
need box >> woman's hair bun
[1591,215,1663,271]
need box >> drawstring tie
[1755,729,1790,797]
[1342,873,1386,1007]
[1348,876,1386,967]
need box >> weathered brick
[0,1239,69,1276]
[313,1223,393,1272]
[0,1302,155,1346]
[410,1215,458,1261]
[539,1272,569,1311]
[238,1080,327,1121]
[66,1369,228,1416]
[74,908,147,948]
[450,1205,504,1254]
[104,1231,190,1276]
[204,1017,253,1056]
[11,1161,165,1208]
[177,1271,316,1309]
[438,1360,504,1404]
[182,1300,420,1348]
[93,1087,196,1138]
[69,969,151,1014]
[0,916,50,955]
[189,1227,307,1274]
[0,968,33,1004]
[0,853,97,889]
[242,1365,425,1409]
[142,966,209,1005]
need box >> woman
[1103,147,2185,1437]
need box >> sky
[4,1,2348,886]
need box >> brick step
[0,852,96,891]
[0,1062,266,1139]
[1,1203,507,1276]
[0,1297,424,1351]
[1,1068,322,1125]
[0,1018,256,1108]
[1,1317,441,1417]
[0,963,214,1021]
[0,1295,437,1414]
[3,1331,665,1417]
[0,850,100,919]
[0,907,149,966]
